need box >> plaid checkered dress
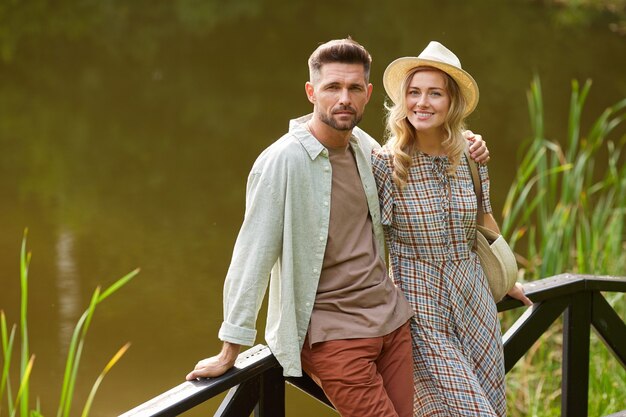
[372,148,506,417]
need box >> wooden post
[255,366,285,417]
[561,292,592,417]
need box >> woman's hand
[507,282,532,306]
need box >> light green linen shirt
[218,114,385,377]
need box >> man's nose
[338,88,351,105]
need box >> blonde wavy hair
[385,67,468,189]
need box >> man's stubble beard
[319,111,363,132]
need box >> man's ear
[305,82,315,104]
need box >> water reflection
[55,227,81,353]
[0,0,624,416]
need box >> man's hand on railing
[185,341,241,380]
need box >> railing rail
[497,274,626,417]
[121,274,626,417]
[119,345,283,417]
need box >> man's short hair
[308,38,372,83]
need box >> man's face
[306,63,372,131]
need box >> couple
[186,38,531,417]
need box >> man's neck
[307,119,352,149]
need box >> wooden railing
[120,274,626,417]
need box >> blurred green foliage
[531,0,626,34]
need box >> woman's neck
[414,131,446,156]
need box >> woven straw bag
[465,151,518,302]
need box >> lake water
[0,0,624,415]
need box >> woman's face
[405,69,450,135]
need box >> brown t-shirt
[308,145,413,345]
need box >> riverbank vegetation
[532,0,626,34]
[0,231,138,417]
[501,77,626,416]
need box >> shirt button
[324,201,329,206]
[319,236,324,241]
[306,302,311,307]
[313,268,318,273]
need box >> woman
[372,41,531,416]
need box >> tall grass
[0,230,139,417]
[501,77,626,416]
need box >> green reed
[0,230,139,417]
[501,76,626,416]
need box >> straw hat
[383,41,479,117]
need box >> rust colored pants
[300,321,413,417]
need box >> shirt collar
[289,114,360,160]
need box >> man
[186,38,488,417]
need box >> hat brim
[382,57,479,117]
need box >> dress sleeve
[479,163,493,214]
[371,149,394,226]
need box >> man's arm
[186,342,241,380]
[464,130,490,164]
[185,154,287,380]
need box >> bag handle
[464,148,484,227]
